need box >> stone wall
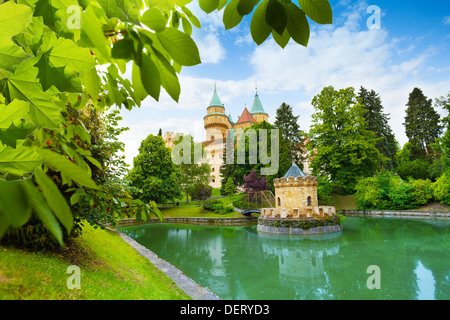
[112,216,259,228]
[272,176,320,218]
[338,210,450,219]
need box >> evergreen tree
[403,88,443,160]
[358,87,398,170]
[274,102,305,163]
[223,177,236,196]
[158,128,162,136]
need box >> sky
[118,0,450,167]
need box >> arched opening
[307,196,312,206]
[277,197,281,207]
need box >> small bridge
[241,190,275,216]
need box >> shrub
[433,173,450,205]
[389,182,418,210]
[410,179,434,205]
[189,183,213,201]
[355,177,379,210]
[317,176,333,205]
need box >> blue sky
[119,0,450,166]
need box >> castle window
[212,168,215,172]
[277,197,281,207]
[307,196,312,206]
[212,178,215,183]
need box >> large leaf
[23,179,64,246]
[34,168,73,233]
[96,0,141,24]
[0,143,43,180]
[38,148,97,189]
[250,0,272,45]
[0,1,33,70]
[140,7,167,32]
[222,0,243,30]
[199,0,219,14]
[79,4,111,62]
[0,179,32,229]
[0,59,62,129]
[139,53,161,101]
[151,50,180,102]
[286,2,310,47]
[298,0,332,24]
[156,28,201,66]
[237,0,257,16]
[0,121,36,148]
[265,0,287,35]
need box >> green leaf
[181,16,193,35]
[147,0,176,11]
[0,1,33,70]
[23,179,64,246]
[0,143,43,180]
[237,0,257,16]
[141,7,167,32]
[180,6,201,28]
[285,2,310,47]
[152,50,180,102]
[34,168,73,233]
[139,53,161,101]
[131,61,148,101]
[38,148,98,189]
[0,100,30,129]
[1,59,63,129]
[223,0,243,30]
[80,4,111,62]
[298,0,332,24]
[96,0,141,24]
[156,28,201,66]
[0,121,36,148]
[272,27,290,48]
[0,179,32,228]
[265,0,287,35]
[82,66,101,100]
[250,0,272,45]
[199,0,219,14]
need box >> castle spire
[209,85,223,107]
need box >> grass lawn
[0,223,190,300]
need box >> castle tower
[250,92,268,123]
[258,162,341,235]
[203,86,232,142]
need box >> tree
[403,88,443,160]
[128,134,181,204]
[0,0,333,244]
[173,134,211,202]
[158,128,162,136]
[434,93,450,170]
[308,86,386,194]
[223,177,237,196]
[358,87,397,170]
[243,170,268,192]
[221,121,291,188]
[274,102,305,164]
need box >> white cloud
[240,4,450,147]
[195,33,226,64]
[443,16,450,25]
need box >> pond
[119,217,450,300]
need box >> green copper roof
[283,162,307,178]
[250,93,267,114]
[209,87,223,107]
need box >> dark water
[120,217,450,300]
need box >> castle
[164,86,311,188]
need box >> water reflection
[120,218,450,300]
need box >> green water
[120,217,450,300]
